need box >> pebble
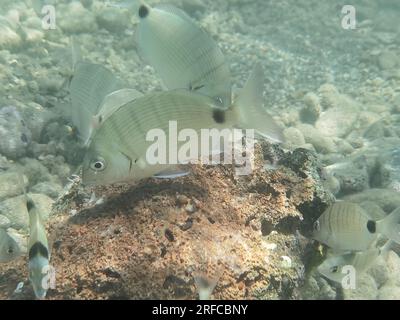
[95,7,130,33]
[343,189,400,214]
[300,92,321,124]
[343,273,378,300]
[378,51,399,70]
[283,127,305,149]
[58,2,97,33]
[0,192,53,229]
[0,106,32,159]
[296,124,336,154]
[0,171,27,201]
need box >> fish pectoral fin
[153,166,190,179]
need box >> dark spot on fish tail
[98,115,103,124]
[367,220,376,234]
[138,5,149,18]
[29,242,49,260]
[21,133,28,143]
[26,199,35,212]
[212,109,225,124]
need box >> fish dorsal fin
[95,88,144,125]
[70,62,121,143]
[234,64,283,143]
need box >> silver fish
[318,240,393,283]
[27,197,51,299]
[313,202,400,251]
[82,65,283,186]
[135,2,232,107]
[0,228,21,263]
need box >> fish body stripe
[29,241,49,260]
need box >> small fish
[27,197,51,299]
[313,202,400,251]
[82,64,283,186]
[317,240,393,283]
[0,228,21,263]
[135,2,232,107]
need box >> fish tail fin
[377,207,400,244]
[233,63,283,143]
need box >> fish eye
[330,266,339,273]
[90,157,106,171]
[313,220,320,232]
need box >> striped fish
[82,65,283,186]
[27,197,50,299]
[135,2,232,107]
[313,202,400,251]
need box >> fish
[312,202,400,251]
[27,197,51,299]
[317,240,393,284]
[0,228,21,263]
[135,2,232,107]
[82,64,283,186]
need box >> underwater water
[0,0,399,300]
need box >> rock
[0,171,27,201]
[283,127,305,149]
[0,193,53,229]
[378,284,400,300]
[335,139,354,155]
[367,255,389,288]
[19,103,54,141]
[325,157,369,195]
[0,106,32,159]
[296,124,336,154]
[95,7,130,33]
[58,2,97,33]
[0,22,21,49]
[31,181,63,199]
[315,84,361,138]
[29,193,54,221]
[0,214,11,228]
[300,92,321,124]
[301,274,337,300]
[0,195,29,229]
[363,118,397,140]
[17,158,52,186]
[316,106,360,139]
[378,51,399,70]
[279,148,335,229]
[343,189,400,214]
[386,251,400,286]
[343,273,378,300]
[6,228,27,255]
